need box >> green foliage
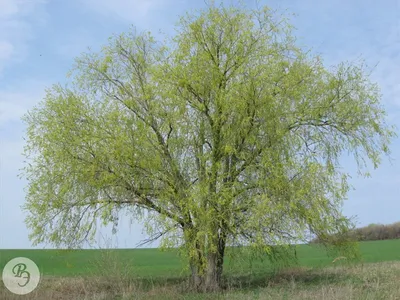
[21,1,396,284]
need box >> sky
[0,0,399,249]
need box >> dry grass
[224,262,400,300]
[1,261,400,299]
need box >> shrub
[310,221,400,243]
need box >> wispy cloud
[0,41,14,60]
[272,0,400,117]
[0,80,47,126]
[81,0,170,23]
[0,78,49,249]
[0,0,47,73]
[56,30,96,59]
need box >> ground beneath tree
[2,261,400,299]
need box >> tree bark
[188,240,204,290]
[184,224,226,292]
[189,259,203,289]
[203,232,226,292]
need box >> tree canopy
[22,3,396,291]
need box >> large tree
[22,4,395,291]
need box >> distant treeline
[311,222,400,243]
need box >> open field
[1,239,400,278]
[1,239,400,299]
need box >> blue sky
[0,0,399,249]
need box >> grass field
[1,239,400,299]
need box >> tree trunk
[184,225,226,292]
[203,253,222,291]
[203,232,226,292]
[189,259,203,289]
[189,239,204,290]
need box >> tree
[21,3,395,291]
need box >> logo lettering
[2,257,40,295]
[12,263,31,287]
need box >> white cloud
[0,79,49,249]
[0,80,47,126]
[57,30,96,59]
[0,101,26,125]
[276,0,400,117]
[82,0,169,22]
[0,41,14,60]
[0,0,19,17]
[0,0,47,73]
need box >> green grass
[1,240,400,299]
[1,239,400,278]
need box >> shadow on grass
[110,264,359,293]
[221,266,359,291]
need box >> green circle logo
[2,257,40,295]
